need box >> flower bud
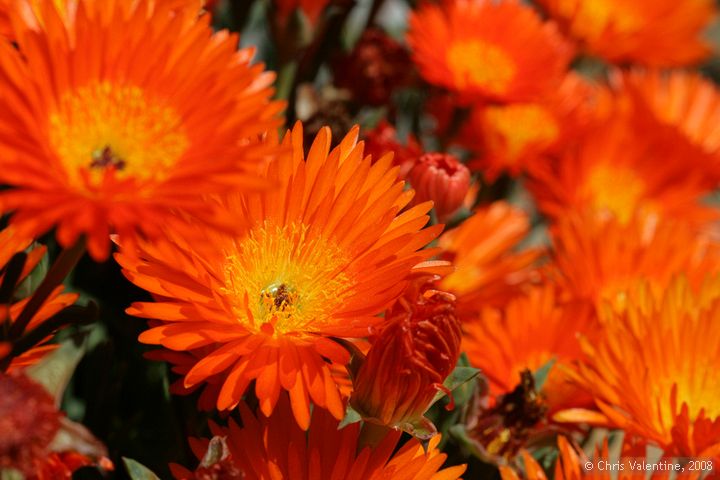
[407,153,471,221]
[350,285,461,438]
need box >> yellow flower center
[559,0,642,41]
[583,164,646,224]
[483,104,559,161]
[222,222,354,336]
[446,40,516,95]
[48,82,188,186]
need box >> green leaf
[26,339,85,406]
[122,458,161,480]
[533,358,557,391]
[338,404,363,429]
[430,366,481,406]
[14,243,48,299]
[0,468,24,480]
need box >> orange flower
[438,201,542,316]
[407,153,471,222]
[350,283,461,437]
[0,0,282,260]
[619,70,720,182]
[573,276,720,459]
[527,89,715,225]
[407,0,572,103]
[548,212,720,310]
[171,398,466,480]
[536,0,716,66]
[462,73,598,180]
[118,124,447,428]
[463,285,596,413]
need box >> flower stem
[8,237,86,339]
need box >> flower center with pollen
[446,40,516,95]
[484,103,559,161]
[583,163,646,224]
[48,82,188,186]
[222,222,355,336]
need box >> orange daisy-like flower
[118,124,446,428]
[171,398,466,480]
[549,212,720,310]
[536,0,716,66]
[438,201,542,316]
[527,90,715,225]
[461,73,599,181]
[407,0,573,103]
[620,69,720,182]
[0,0,282,260]
[463,285,596,414]
[574,276,720,459]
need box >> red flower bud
[350,286,462,438]
[407,153,471,221]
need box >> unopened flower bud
[407,153,471,221]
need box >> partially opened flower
[171,397,466,480]
[536,0,716,66]
[350,281,462,438]
[0,0,282,260]
[573,276,720,459]
[463,285,596,414]
[118,124,447,428]
[407,0,573,103]
[438,201,542,316]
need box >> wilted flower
[0,372,61,475]
[350,280,462,438]
[334,29,413,106]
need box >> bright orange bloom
[171,398,466,480]
[548,212,720,310]
[574,277,720,459]
[536,0,716,66]
[527,90,715,225]
[620,70,720,182]
[118,124,447,428]
[463,285,596,413]
[0,0,282,260]
[0,227,78,370]
[438,201,542,316]
[462,73,598,180]
[351,283,461,437]
[407,0,572,103]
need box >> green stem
[8,237,86,339]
